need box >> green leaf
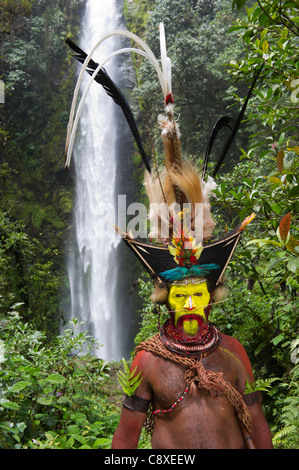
[0,401,20,410]
[232,0,246,11]
[288,186,299,198]
[279,133,285,145]
[244,377,280,394]
[247,238,281,247]
[36,396,53,405]
[57,396,69,404]
[268,176,283,185]
[272,333,284,346]
[117,358,143,396]
[94,437,112,449]
[265,257,285,273]
[244,379,255,394]
[66,436,75,448]
[73,434,88,445]
[229,59,239,68]
[44,373,66,385]
[286,235,299,254]
[252,5,262,22]
[8,380,31,393]
[281,28,288,40]
[129,374,143,387]
[262,40,269,53]
[287,257,299,274]
[227,26,244,33]
[121,357,130,375]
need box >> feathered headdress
[65,24,262,304]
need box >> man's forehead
[170,280,208,292]
[171,278,206,287]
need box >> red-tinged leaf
[279,212,291,242]
[276,149,284,174]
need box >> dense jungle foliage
[0,0,298,449]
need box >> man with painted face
[109,25,272,447]
[112,286,273,449]
[112,276,273,449]
[64,23,272,450]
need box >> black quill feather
[66,37,151,173]
[202,116,234,180]
[211,63,264,178]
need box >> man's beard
[170,311,209,341]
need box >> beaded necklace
[160,318,221,358]
[153,385,189,415]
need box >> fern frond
[244,377,280,394]
[273,425,297,445]
[117,358,143,396]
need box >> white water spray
[67,0,123,361]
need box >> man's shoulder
[220,332,248,356]
[133,333,182,373]
[132,348,169,384]
[133,342,161,369]
[220,332,252,369]
[134,348,156,361]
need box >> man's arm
[112,350,153,449]
[112,407,147,449]
[248,402,273,449]
[224,334,274,449]
[235,343,273,448]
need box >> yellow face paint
[168,281,211,336]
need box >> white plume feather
[65,29,169,169]
[202,176,217,200]
[159,22,171,96]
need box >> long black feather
[202,116,234,180]
[66,37,151,173]
[212,63,264,177]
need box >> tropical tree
[207,0,298,447]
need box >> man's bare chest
[148,347,240,408]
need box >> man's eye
[175,294,185,298]
[194,293,203,296]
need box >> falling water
[67,0,138,361]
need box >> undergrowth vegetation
[0,310,119,449]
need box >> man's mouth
[177,313,205,328]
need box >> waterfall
[67,0,139,361]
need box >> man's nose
[184,296,195,310]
